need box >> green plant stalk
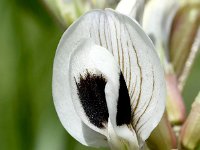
[179,92,200,150]
[42,0,90,27]
[178,27,200,91]
[147,112,177,150]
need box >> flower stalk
[165,66,186,125]
[179,92,200,150]
[146,112,177,150]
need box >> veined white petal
[53,8,166,149]
[97,9,165,143]
[116,0,145,24]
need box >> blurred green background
[0,0,199,150]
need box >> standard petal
[95,9,166,143]
[87,9,166,142]
[123,12,165,143]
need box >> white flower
[52,9,165,150]
[143,0,179,61]
[116,0,146,24]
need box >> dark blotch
[116,72,132,126]
[75,71,108,128]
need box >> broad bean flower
[52,8,165,150]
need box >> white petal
[52,26,108,148]
[116,0,145,24]
[128,22,165,143]
[101,9,166,143]
[69,38,120,136]
[107,119,139,150]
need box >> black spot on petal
[75,71,108,128]
[116,72,131,126]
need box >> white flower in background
[143,0,179,64]
[116,0,146,24]
[52,9,165,150]
[52,0,120,26]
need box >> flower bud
[169,1,200,88]
[179,92,200,150]
[43,0,119,27]
[165,67,186,125]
